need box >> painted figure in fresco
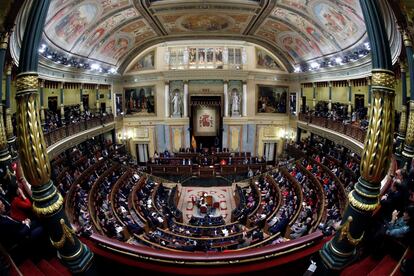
[172,91,181,116]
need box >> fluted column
[95,84,100,112]
[312,83,316,109]
[183,81,188,117]
[328,82,332,111]
[402,31,414,163]
[0,32,12,172]
[108,85,112,114]
[15,0,94,273]
[79,84,84,113]
[224,81,229,117]
[367,77,372,107]
[242,82,247,117]
[396,63,407,156]
[319,0,395,272]
[348,80,352,115]
[60,82,65,122]
[0,33,7,101]
[301,84,306,113]
[39,79,45,124]
[5,65,17,160]
[164,82,170,117]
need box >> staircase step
[48,258,71,276]
[341,256,379,276]
[367,255,398,276]
[18,259,45,276]
[37,259,62,275]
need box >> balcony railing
[44,115,114,147]
[298,113,367,143]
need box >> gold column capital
[402,29,412,48]
[0,32,9,49]
[6,64,12,75]
[16,72,39,94]
[371,69,395,89]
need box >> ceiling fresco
[35,0,373,71]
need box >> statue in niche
[171,89,182,117]
[231,88,241,116]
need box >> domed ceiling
[40,0,367,72]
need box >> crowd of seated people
[0,164,45,252]
[288,165,319,239]
[137,179,166,229]
[301,158,342,235]
[113,172,145,236]
[249,177,277,228]
[43,104,111,133]
[304,101,369,131]
[291,138,360,192]
[267,170,298,237]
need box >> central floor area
[177,186,236,224]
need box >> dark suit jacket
[0,214,30,247]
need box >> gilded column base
[31,182,95,274]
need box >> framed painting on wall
[125,86,156,115]
[257,85,288,114]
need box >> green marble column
[95,85,100,112]
[15,0,94,273]
[80,84,84,112]
[328,82,332,111]
[60,82,65,123]
[319,0,395,272]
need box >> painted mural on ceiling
[40,0,368,70]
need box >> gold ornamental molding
[404,101,414,146]
[348,191,379,212]
[16,72,39,94]
[50,219,76,249]
[399,105,407,135]
[5,108,14,139]
[371,69,395,90]
[32,193,64,216]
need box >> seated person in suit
[0,200,43,249]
